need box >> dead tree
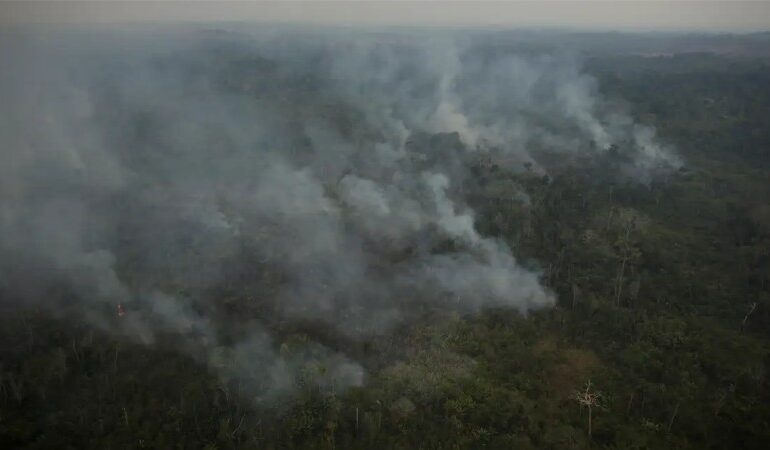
[741,302,758,332]
[574,380,601,439]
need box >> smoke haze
[0,26,679,401]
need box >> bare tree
[573,380,601,439]
[741,302,758,332]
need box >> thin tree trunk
[615,223,632,306]
[668,402,680,433]
[232,413,246,441]
[72,338,80,363]
[741,302,758,332]
[616,256,627,306]
[626,392,635,416]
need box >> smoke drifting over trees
[0,27,679,401]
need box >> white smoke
[0,26,679,401]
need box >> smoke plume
[0,26,678,400]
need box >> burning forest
[2,19,770,450]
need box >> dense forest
[1,29,770,449]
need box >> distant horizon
[2,1,770,33]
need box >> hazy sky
[1,1,769,32]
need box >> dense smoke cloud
[0,27,678,400]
